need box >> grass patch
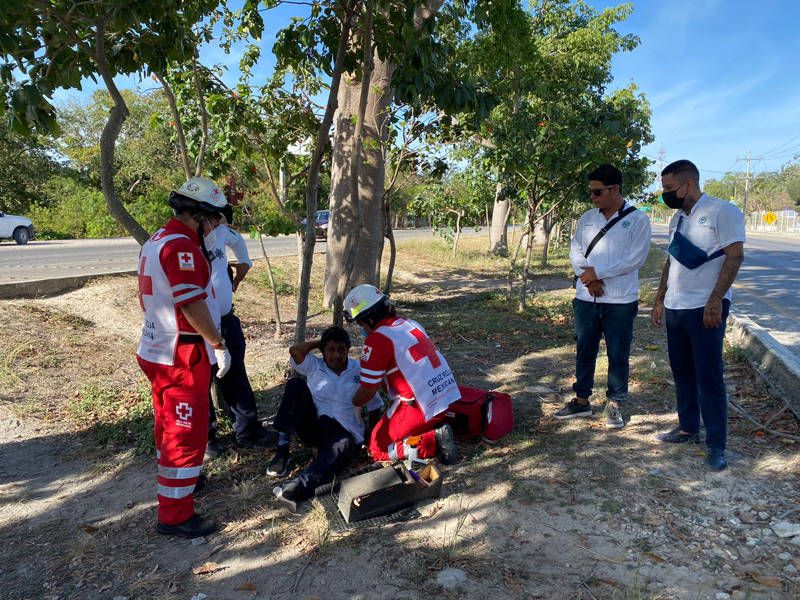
[394,234,573,280]
[68,382,153,454]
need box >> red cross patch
[178,252,195,271]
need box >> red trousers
[368,401,445,461]
[137,341,210,525]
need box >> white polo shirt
[205,225,252,315]
[290,355,383,444]
[665,194,745,310]
[570,202,652,304]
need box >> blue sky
[593,0,800,182]
[54,0,800,184]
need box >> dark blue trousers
[273,378,355,501]
[572,298,639,402]
[210,311,263,441]
[665,300,730,451]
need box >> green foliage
[411,168,493,232]
[29,176,123,239]
[0,0,219,135]
[703,162,800,212]
[450,0,653,223]
[0,128,60,214]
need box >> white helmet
[169,176,227,215]
[344,284,388,323]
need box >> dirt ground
[1,239,799,600]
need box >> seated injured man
[270,326,383,511]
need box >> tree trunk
[383,202,397,295]
[489,182,509,255]
[259,234,283,339]
[452,210,462,258]
[333,0,375,327]
[94,27,149,245]
[541,211,555,267]
[507,220,528,298]
[155,72,192,180]
[294,1,355,344]
[517,209,536,312]
[325,56,392,305]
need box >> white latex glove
[213,343,232,378]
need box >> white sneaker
[603,401,624,429]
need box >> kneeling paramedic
[136,176,232,539]
[345,284,460,465]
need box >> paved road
[652,223,800,357]
[0,228,473,283]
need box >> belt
[177,333,203,344]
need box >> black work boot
[434,424,458,465]
[156,514,217,539]
[267,445,292,477]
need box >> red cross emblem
[408,328,441,368]
[178,252,195,271]
[176,402,192,421]
[137,256,152,311]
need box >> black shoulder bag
[572,205,638,288]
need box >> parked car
[0,211,35,245]
[301,209,330,240]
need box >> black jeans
[665,300,730,451]
[572,298,639,402]
[209,311,263,440]
[273,378,355,501]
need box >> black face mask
[662,189,685,209]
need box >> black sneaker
[434,424,458,465]
[554,399,592,420]
[156,513,217,539]
[656,427,700,444]
[236,427,279,450]
[267,445,292,477]
[273,480,301,513]
[204,439,225,460]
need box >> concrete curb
[726,314,800,417]
[0,270,136,299]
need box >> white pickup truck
[0,212,35,245]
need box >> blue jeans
[572,299,639,402]
[665,300,730,451]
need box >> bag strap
[584,205,637,258]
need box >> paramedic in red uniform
[345,284,459,464]
[136,176,232,539]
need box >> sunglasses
[589,185,615,197]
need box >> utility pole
[742,149,752,218]
[656,146,666,181]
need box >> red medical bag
[444,386,513,442]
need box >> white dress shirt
[205,225,252,315]
[570,202,652,304]
[664,194,745,310]
[290,355,383,444]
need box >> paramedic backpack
[444,386,513,443]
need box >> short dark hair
[661,160,700,184]
[320,326,351,351]
[588,164,623,191]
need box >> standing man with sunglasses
[652,160,745,471]
[555,164,651,428]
